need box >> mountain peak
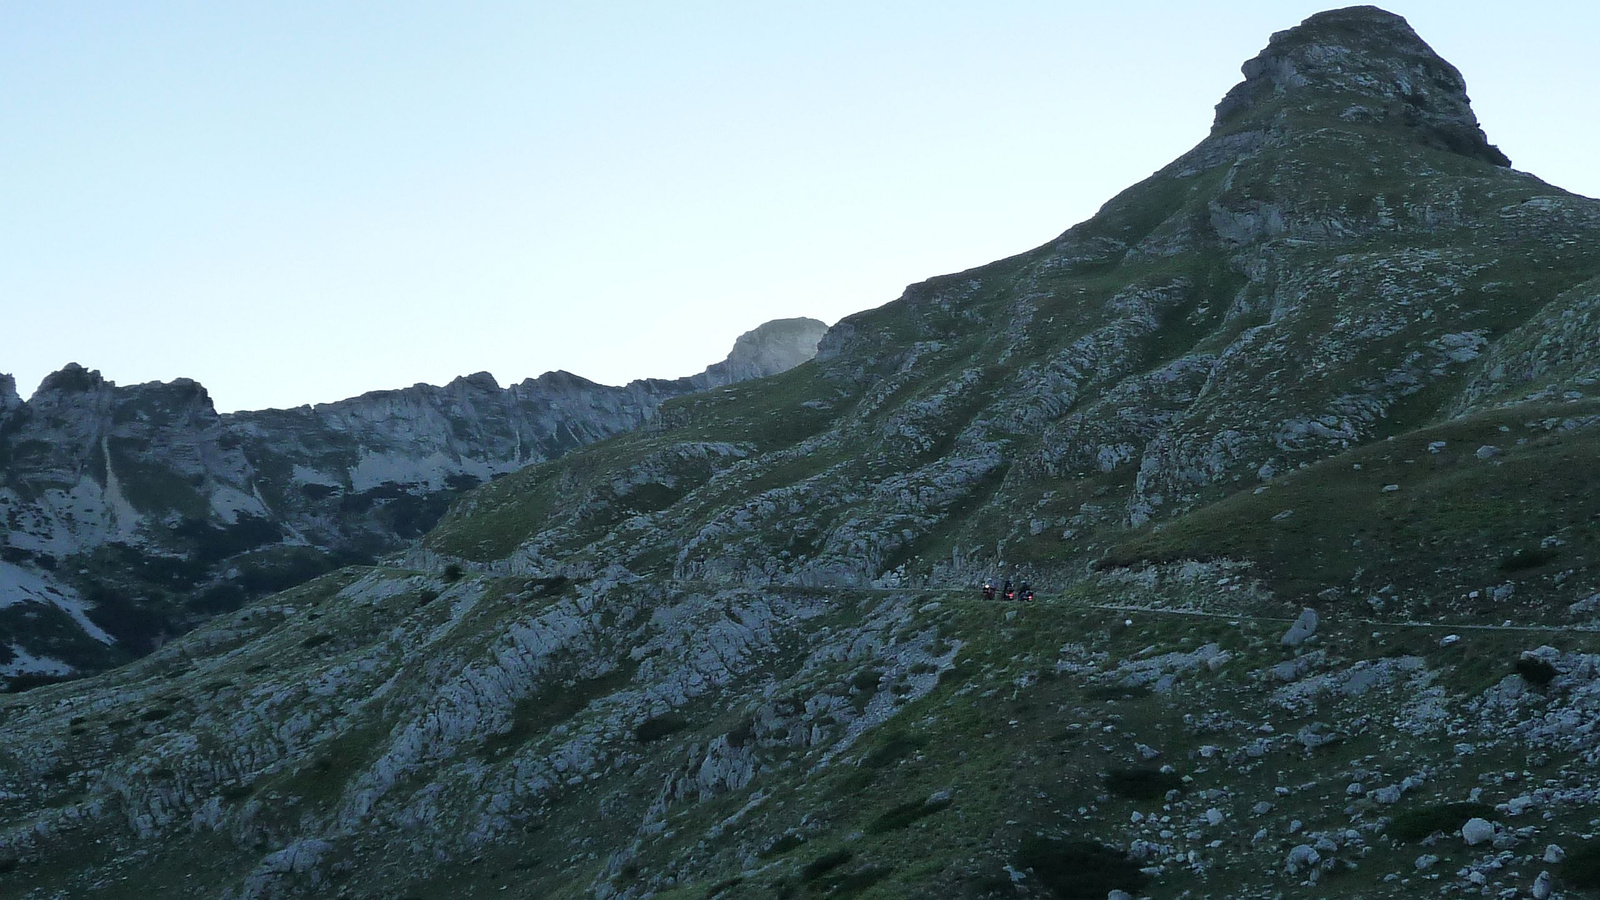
[34,362,106,395]
[687,316,829,389]
[448,371,502,391]
[1214,6,1509,166]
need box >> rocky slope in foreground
[3,7,1600,900]
[0,318,828,686]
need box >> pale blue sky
[3,2,1595,412]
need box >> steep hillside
[0,318,827,687]
[2,8,1599,900]
[420,7,1599,620]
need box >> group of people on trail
[980,577,1034,602]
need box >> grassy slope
[1099,400,1600,617]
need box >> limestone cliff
[0,318,826,683]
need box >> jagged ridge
[0,318,826,684]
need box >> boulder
[1460,817,1494,846]
[1285,844,1320,874]
[1281,608,1320,647]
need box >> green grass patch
[1097,402,1600,613]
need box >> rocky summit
[3,7,1600,900]
[0,317,827,687]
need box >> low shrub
[759,833,806,858]
[1498,547,1559,572]
[1515,655,1559,687]
[1017,837,1147,899]
[833,768,876,796]
[800,849,853,882]
[634,712,689,743]
[1388,802,1495,843]
[1563,840,1600,890]
[936,664,975,688]
[862,731,928,768]
[525,575,570,596]
[850,669,883,691]
[866,795,952,834]
[1105,767,1184,801]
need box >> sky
[3,2,1596,413]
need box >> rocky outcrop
[683,317,830,389]
[1213,6,1509,166]
[0,374,20,429]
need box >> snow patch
[291,464,341,487]
[100,436,143,542]
[348,451,456,492]
[0,644,73,678]
[208,482,269,524]
[0,560,116,644]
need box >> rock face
[683,317,831,389]
[2,8,1600,900]
[1213,6,1509,166]
[0,319,825,684]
